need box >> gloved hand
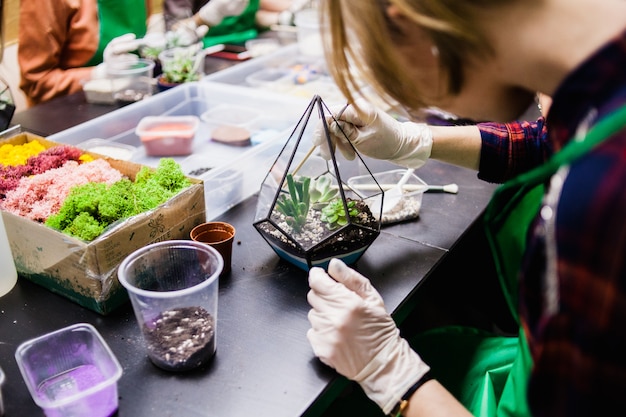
[168,19,209,47]
[313,99,434,169]
[307,258,431,414]
[103,33,141,65]
[142,32,167,51]
[197,0,249,26]
[90,63,108,80]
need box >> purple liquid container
[15,323,122,417]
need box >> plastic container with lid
[201,104,261,146]
[76,138,137,160]
[348,169,428,225]
[135,115,199,156]
[200,104,261,130]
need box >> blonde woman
[306,1,626,416]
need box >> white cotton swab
[426,183,459,194]
[343,183,459,194]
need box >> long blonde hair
[320,0,508,111]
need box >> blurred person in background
[163,0,315,47]
[163,0,260,46]
[256,0,316,29]
[18,0,153,106]
[0,0,15,129]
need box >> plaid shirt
[479,30,626,416]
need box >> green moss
[45,158,191,241]
[46,182,108,232]
[98,179,136,221]
[136,158,191,191]
[65,212,105,241]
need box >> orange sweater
[18,0,151,107]
[18,0,98,107]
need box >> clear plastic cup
[106,59,155,106]
[294,9,324,56]
[14,323,123,417]
[118,240,223,372]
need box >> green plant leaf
[276,174,311,233]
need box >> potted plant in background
[139,44,165,76]
[253,95,382,271]
[156,49,203,91]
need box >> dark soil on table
[144,306,215,371]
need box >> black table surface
[0,159,496,417]
[1,44,499,416]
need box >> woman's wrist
[192,15,205,27]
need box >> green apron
[201,0,260,47]
[86,0,148,66]
[412,103,626,417]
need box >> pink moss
[0,144,86,197]
[1,159,124,222]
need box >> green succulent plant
[320,198,359,230]
[160,50,201,84]
[309,174,339,209]
[275,174,311,233]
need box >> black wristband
[403,371,433,401]
[389,371,434,417]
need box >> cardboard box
[2,133,206,314]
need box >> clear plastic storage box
[49,82,310,219]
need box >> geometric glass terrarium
[253,95,382,271]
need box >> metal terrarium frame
[253,95,383,271]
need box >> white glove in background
[313,99,433,169]
[307,258,431,414]
[142,32,167,51]
[197,0,249,26]
[168,20,209,47]
[90,63,108,80]
[103,33,141,65]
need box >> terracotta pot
[156,76,182,92]
[190,222,236,276]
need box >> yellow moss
[0,140,47,166]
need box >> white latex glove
[197,0,249,26]
[142,32,167,50]
[313,99,434,169]
[90,63,108,80]
[103,33,141,65]
[168,20,209,47]
[307,258,431,414]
